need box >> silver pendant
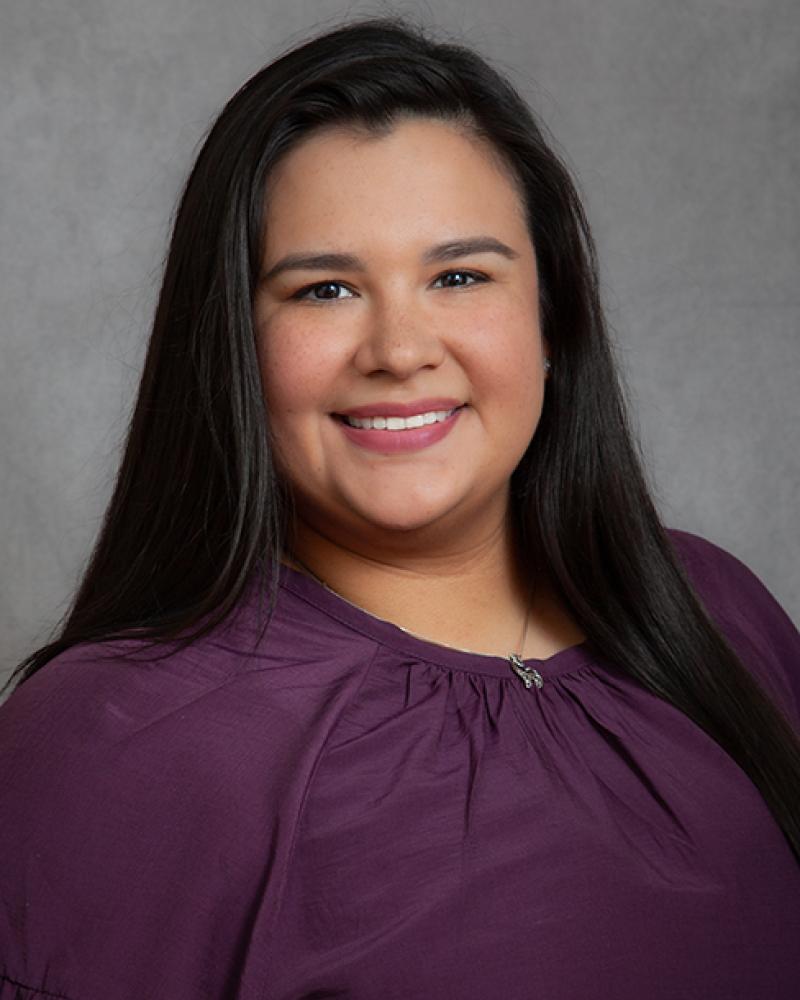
[508,653,544,690]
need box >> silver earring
[543,357,552,374]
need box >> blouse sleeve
[667,527,800,730]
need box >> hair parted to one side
[5,15,800,860]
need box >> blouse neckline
[278,561,599,682]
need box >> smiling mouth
[333,404,467,431]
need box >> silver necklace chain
[285,554,544,691]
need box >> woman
[1,15,799,1000]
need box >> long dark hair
[5,16,800,861]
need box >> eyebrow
[260,236,520,283]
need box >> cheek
[257,324,332,417]
[466,305,541,402]
[255,334,322,480]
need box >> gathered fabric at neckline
[277,560,601,683]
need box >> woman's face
[254,117,548,553]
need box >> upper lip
[335,397,465,419]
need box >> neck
[283,510,538,658]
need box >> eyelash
[290,269,489,302]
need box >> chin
[341,491,466,536]
[353,506,450,534]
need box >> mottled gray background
[2,0,798,687]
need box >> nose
[352,297,447,380]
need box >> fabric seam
[0,971,76,1000]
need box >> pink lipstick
[332,400,467,454]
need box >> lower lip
[333,406,467,454]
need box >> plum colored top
[1,528,799,1000]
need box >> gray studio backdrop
[2,0,798,686]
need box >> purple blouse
[1,528,799,999]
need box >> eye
[432,269,488,289]
[292,281,356,302]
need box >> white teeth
[342,407,460,430]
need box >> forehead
[262,118,529,249]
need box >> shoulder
[665,526,800,723]
[0,577,378,996]
[0,570,376,745]
[0,576,378,806]
[665,526,796,629]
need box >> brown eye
[293,281,355,302]
[433,270,488,289]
